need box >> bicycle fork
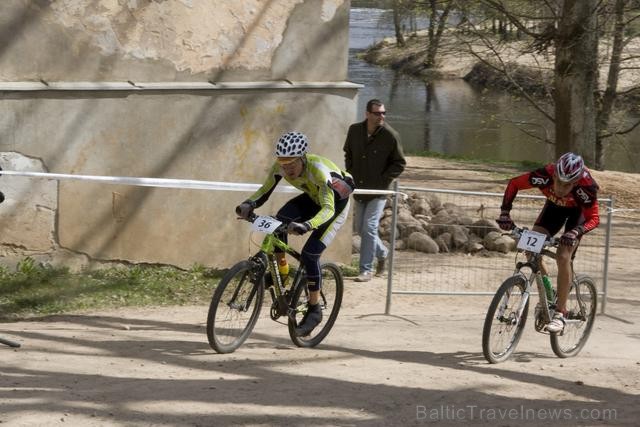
[497,286,531,327]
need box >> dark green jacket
[343,120,406,201]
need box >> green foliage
[0,259,223,320]
[340,257,361,278]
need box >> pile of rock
[354,192,516,255]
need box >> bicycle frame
[508,251,556,326]
[249,228,306,320]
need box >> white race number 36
[251,216,282,234]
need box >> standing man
[344,99,406,282]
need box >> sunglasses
[369,111,386,116]
[277,157,300,165]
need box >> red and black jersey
[500,164,600,234]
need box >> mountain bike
[482,226,597,363]
[206,213,344,354]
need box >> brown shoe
[375,258,386,277]
[355,272,372,282]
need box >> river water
[347,7,640,173]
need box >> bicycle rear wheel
[288,263,343,348]
[482,275,530,363]
[550,275,597,358]
[206,260,264,354]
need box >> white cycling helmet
[556,152,585,183]
[275,131,309,157]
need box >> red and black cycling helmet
[555,152,585,183]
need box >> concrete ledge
[0,81,363,91]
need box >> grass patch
[0,258,223,321]
[0,257,360,320]
[341,258,360,278]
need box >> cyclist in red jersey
[497,152,600,333]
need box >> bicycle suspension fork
[498,271,532,324]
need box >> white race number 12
[517,229,547,253]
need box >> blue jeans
[353,197,388,274]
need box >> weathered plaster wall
[0,0,348,82]
[0,153,56,253]
[0,0,357,269]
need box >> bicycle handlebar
[236,210,289,234]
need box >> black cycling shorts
[534,200,583,236]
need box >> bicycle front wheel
[288,263,343,348]
[482,275,530,363]
[550,275,597,358]
[206,260,264,354]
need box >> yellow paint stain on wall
[234,103,288,176]
[233,127,256,161]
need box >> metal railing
[384,181,613,314]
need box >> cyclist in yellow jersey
[236,131,353,336]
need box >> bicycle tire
[550,275,597,358]
[206,260,264,354]
[482,275,530,363]
[288,263,343,348]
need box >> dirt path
[2,157,639,426]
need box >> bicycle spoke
[288,263,343,348]
[207,261,263,353]
[483,276,529,363]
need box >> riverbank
[361,29,640,109]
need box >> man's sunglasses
[368,111,386,116]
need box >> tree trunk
[554,0,598,164]
[424,0,452,68]
[424,0,437,68]
[393,0,406,47]
[595,0,626,170]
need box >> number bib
[251,216,282,234]
[517,229,546,253]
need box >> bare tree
[424,0,454,68]
[393,0,407,47]
[595,0,640,169]
[457,0,640,169]
[554,0,598,161]
[379,0,639,168]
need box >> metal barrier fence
[384,182,613,314]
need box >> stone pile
[353,192,516,255]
